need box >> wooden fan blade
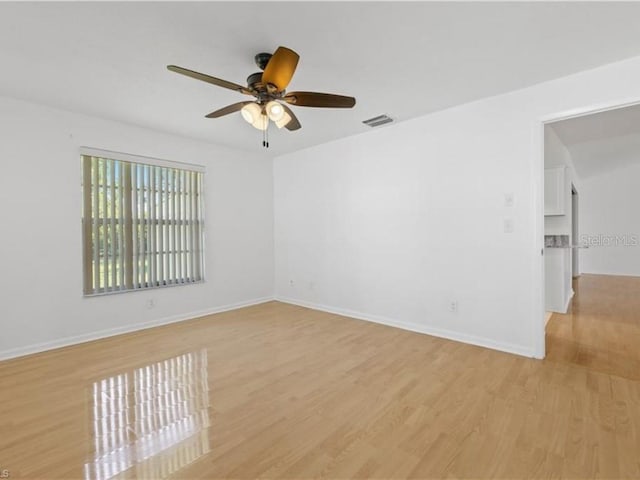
[205,101,254,118]
[262,47,299,92]
[284,91,356,108]
[281,104,302,131]
[167,65,253,95]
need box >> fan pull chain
[262,121,270,148]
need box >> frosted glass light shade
[266,101,285,122]
[275,112,292,129]
[252,113,269,131]
[240,103,261,124]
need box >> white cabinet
[544,167,566,216]
[545,247,573,313]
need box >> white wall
[580,161,640,276]
[6,54,640,362]
[0,95,274,359]
[274,54,640,358]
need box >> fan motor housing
[254,52,272,70]
[247,72,264,91]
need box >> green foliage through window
[82,154,204,295]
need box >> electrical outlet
[146,299,155,309]
[449,301,458,313]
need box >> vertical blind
[82,151,205,296]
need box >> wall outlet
[289,279,294,287]
[146,299,155,309]
[449,300,458,313]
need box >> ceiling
[3,2,640,156]
[551,103,640,179]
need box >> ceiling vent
[362,114,394,128]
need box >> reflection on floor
[546,274,640,381]
[84,350,210,480]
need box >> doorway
[539,101,640,371]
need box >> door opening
[538,97,640,360]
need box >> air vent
[362,114,394,128]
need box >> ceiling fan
[167,46,356,147]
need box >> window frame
[81,147,206,297]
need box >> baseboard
[275,296,535,358]
[0,296,274,361]
[580,271,640,278]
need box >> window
[82,148,205,296]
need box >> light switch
[504,217,515,233]
[504,193,515,207]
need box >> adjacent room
[1,2,640,479]
[544,103,640,381]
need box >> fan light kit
[168,46,356,148]
[240,101,290,131]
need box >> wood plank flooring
[0,275,639,479]
[546,274,640,381]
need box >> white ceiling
[551,103,640,179]
[3,2,640,156]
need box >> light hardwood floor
[0,276,639,479]
[546,274,640,381]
